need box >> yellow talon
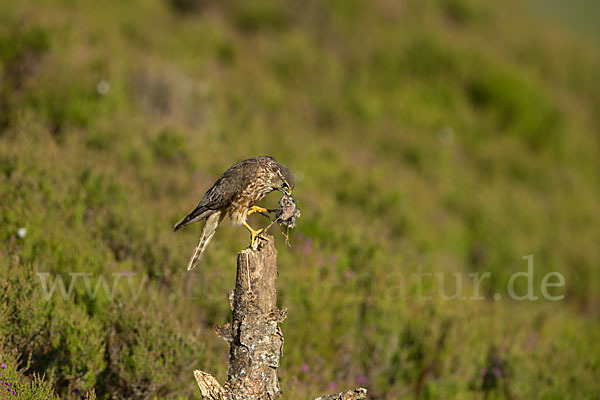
[243,221,270,248]
[247,205,268,216]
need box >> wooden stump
[193,237,367,399]
[194,238,285,400]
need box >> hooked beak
[280,188,292,196]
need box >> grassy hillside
[524,0,600,49]
[1,0,599,398]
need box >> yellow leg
[247,205,268,216]
[242,220,270,248]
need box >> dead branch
[314,388,368,400]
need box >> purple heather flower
[357,375,367,384]
[1,363,7,369]
[301,364,309,372]
[329,382,338,391]
[302,239,312,256]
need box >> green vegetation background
[1,0,599,398]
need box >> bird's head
[272,162,295,195]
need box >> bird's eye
[282,182,289,189]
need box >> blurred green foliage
[525,0,600,49]
[1,0,599,398]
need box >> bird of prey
[174,156,295,270]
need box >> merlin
[174,156,295,270]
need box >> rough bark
[193,237,368,399]
[313,388,368,400]
[194,237,285,400]
[193,370,225,400]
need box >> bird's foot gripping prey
[244,195,302,249]
[247,205,270,217]
[173,156,295,271]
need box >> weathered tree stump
[193,237,285,399]
[193,237,367,399]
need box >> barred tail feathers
[187,211,222,270]
[174,205,212,232]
